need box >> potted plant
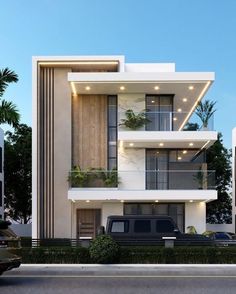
[119,109,150,130]
[195,100,216,130]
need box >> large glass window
[146,95,173,131]
[107,96,117,170]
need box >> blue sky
[0,0,235,148]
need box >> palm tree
[195,100,216,129]
[0,68,20,127]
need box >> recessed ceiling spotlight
[189,143,194,146]
[159,143,164,146]
[120,86,125,90]
[85,86,91,91]
[154,86,160,90]
[183,98,188,102]
[173,117,177,121]
[151,100,155,103]
[155,200,159,203]
[121,200,124,203]
[188,86,194,90]
[129,143,134,147]
[183,150,187,154]
[177,108,182,112]
[86,200,90,203]
[189,200,193,203]
[177,156,182,160]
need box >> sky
[0,0,235,148]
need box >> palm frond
[0,99,20,127]
[195,100,216,127]
[0,68,18,97]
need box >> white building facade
[0,128,4,220]
[32,56,217,239]
[232,128,236,233]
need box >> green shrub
[89,235,120,264]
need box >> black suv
[105,215,212,246]
[0,220,21,275]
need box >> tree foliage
[206,133,232,223]
[4,124,32,223]
[0,67,20,127]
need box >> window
[0,181,2,207]
[111,220,129,233]
[0,147,2,173]
[156,220,174,233]
[107,96,117,170]
[146,95,173,131]
[134,220,151,233]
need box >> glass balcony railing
[68,169,216,190]
[118,110,214,131]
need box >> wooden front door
[77,209,101,239]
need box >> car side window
[111,221,129,233]
[156,220,174,233]
[134,220,151,233]
[215,233,231,240]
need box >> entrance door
[77,209,101,239]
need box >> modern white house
[0,128,4,220]
[32,55,218,240]
[232,128,236,233]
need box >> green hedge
[119,246,236,264]
[10,246,236,264]
[11,247,90,264]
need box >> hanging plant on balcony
[119,109,150,130]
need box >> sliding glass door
[146,150,168,189]
[146,95,173,131]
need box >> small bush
[89,235,120,264]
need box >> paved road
[1,265,236,294]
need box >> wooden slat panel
[72,95,107,169]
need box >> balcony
[118,111,217,149]
[118,110,214,132]
[68,169,215,190]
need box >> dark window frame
[107,95,118,170]
[145,94,174,131]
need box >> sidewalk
[6,264,236,277]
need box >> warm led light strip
[178,81,211,131]
[201,140,211,150]
[38,61,119,65]
[71,82,77,95]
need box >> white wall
[0,128,3,220]
[102,202,123,227]
[125,63,175,73]
[118,93,146,190]
[185,202,206,233]
[206,223,234,233]
[232,128,236,233]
